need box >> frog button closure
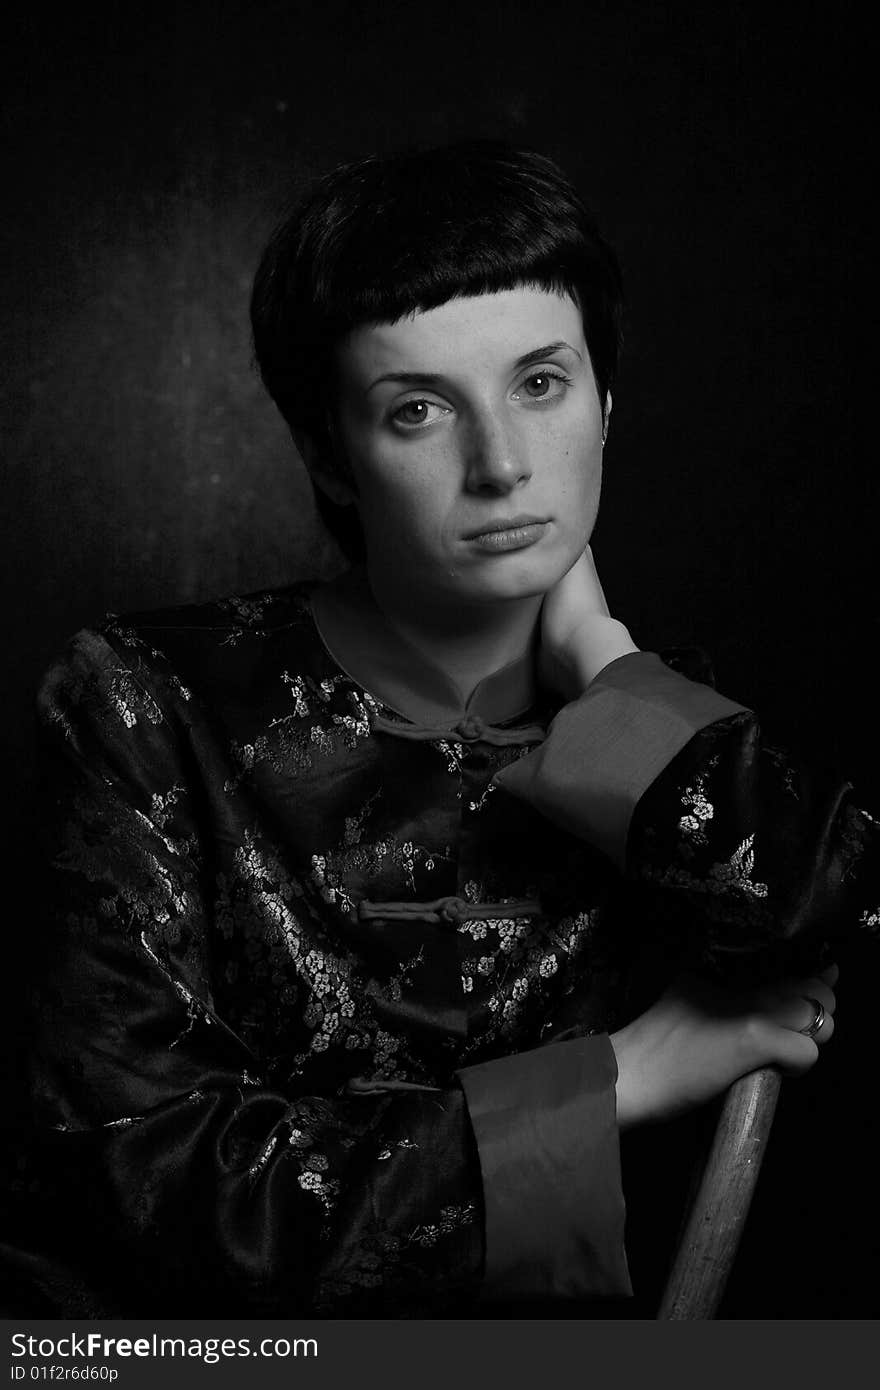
[454,714,485,742]
[438,897,469,923]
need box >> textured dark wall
[3,1,874,1313]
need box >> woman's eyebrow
[367,341,582,394]
[367,369,445,393]
[514,341,582,368]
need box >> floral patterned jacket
[8,568,878,1316]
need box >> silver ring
[800,997,826,1039]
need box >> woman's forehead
[337,287,585,386]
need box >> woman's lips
[466,520,549,552]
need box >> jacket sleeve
[19,627,630,1316]
[494,651,880,974]
[457,1035,630,1301]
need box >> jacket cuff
[456,1034,631,1302]
[493,652,748,870]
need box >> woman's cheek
[359,479,439,563]
[561,447,602,514]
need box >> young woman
[12,142,874,1317]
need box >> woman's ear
[602,392,612,445]
[292,426,357,508]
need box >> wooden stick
[656,1066,782,1320]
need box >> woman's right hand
[610,965,837,1129]
[539,546,638,699]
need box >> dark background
[3,1,875,1316]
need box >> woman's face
[328,287,607,613]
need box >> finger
[798,976,837,1016]
[793,997,836,1045]
[763,994,835,1043]
[759,1023,820,1077]
[820,963,840,987]
[579,547,611,614]
[759,975,837,1018]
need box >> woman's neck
[366,570,542,703]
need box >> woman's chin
[372,537,581,612]
[451,550,573,605]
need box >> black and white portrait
[2,0,875,1332]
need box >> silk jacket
[6,569,878,1316]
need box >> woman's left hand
[539,547,639,699]
[611,964,839,1129]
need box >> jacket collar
[310,566,539,729]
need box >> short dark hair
[251,140,624,560]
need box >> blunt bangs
[251,142,624,440]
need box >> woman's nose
[463,411,531,494]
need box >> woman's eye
[391,399,448,429]
[512,371,570,403]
